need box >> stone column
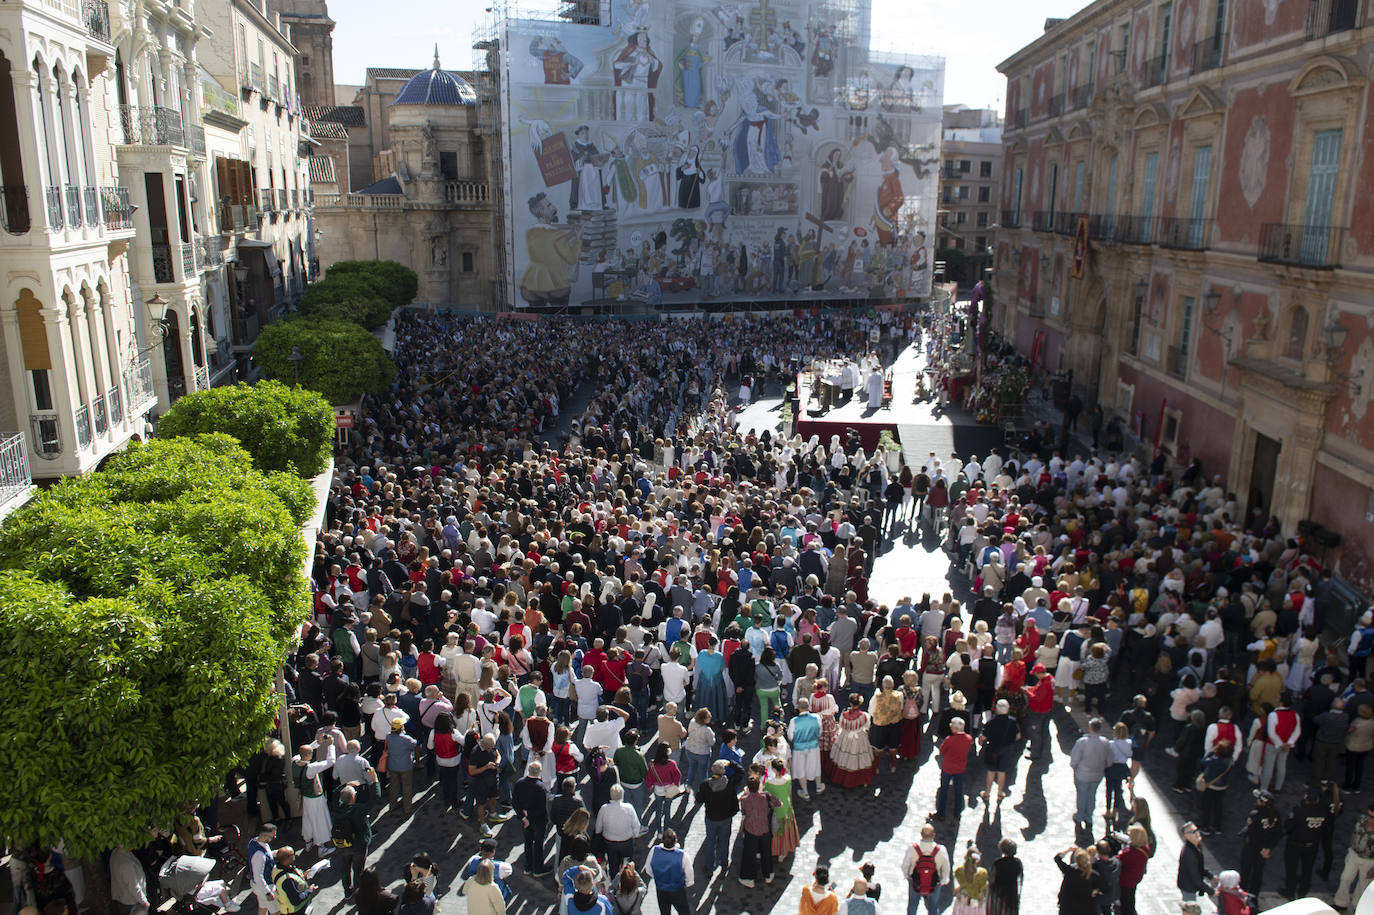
[42,303,79,453]
[0,301,29,429]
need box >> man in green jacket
[332,765,380,898]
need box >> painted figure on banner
[810,23,835,77]
[605,136,638,209]
[569,126,608,211]
[519,193,583,306]
[873,146,903,244]
[882,65,916,110]
[819,148,854,221]
[530,35,584,85]
[675,18,708,108]
[732,79,781,176]
[848,69,874,110]
[675,146,704,208]
[613,29,663,122]
[617,0,652,37]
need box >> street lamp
[1202,289,1222,315]
[288,345,304,385]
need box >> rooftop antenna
[433,44,441,70]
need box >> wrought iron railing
[1000,208,1021,229]
[1,186,30,234]
[187,125,206,158]
[102,186,132,229]
[151,243,175,283]
[84,0,111,42]
[1047,93,1064,117]
[30,413,60,459]
[1192,35,1225,73]
[45,186,63,229]
[65,184,82,226]
[83,186,98,227]
[1071,84,1093,110]
[1116,214,1155,245]
[250,61,264,93]
[181,241,198,276]
[92,391,107,436]
[194,364,210,392]
[259,188,276,213]
[1053,211,1079,235]
[107,383,123,426]
[219,203,256,233]
[1030,210,1052,232]
[119,105,184,146]
[1306,0,1359,37]
[125,357,156,415]
[1157,217,1211,250]
[1258,222,1345,269]
[1140,54,1169,89]
[74,402,91,448]
[0,433,32,507]
[1167,345,1188,379]
[1013,108,1028,128]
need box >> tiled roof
[307,155,335,183]
[308,120,348,139]
[366,67,422,80]
[357,176,403,195]
[304,104,365,126]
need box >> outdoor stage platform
[793,367,905,451]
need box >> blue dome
[393,50,476,106]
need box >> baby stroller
[156,855,241,915]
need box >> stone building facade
[995,0,1374,592]
[937,106,1002,285]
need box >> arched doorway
[161,310,186,401]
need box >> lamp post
[288,345,304,385]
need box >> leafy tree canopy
[253,317,395,406]
[157,379,334,476]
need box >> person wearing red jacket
[1116,823,1152,915]
[932,718,973,822]
[1024,664,1056,761]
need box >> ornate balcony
[1,186,30,234]
[45,186,63,229]
[1258,223,1344,269]
[65,185,82,226]
[101,186,132,230]
[1157,217,1211,250]
[84,0,111,43]
[125,357,156,416]
[30,412,60,459]
[119,105,185,147]
[0,433,33,512]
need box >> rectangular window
[975,235,987,249]
[462,252,474,273]
[1048,162,1059,214]
[1141,151,1159,235]
[1087,41,1097,85]
[1180,295,1196,357]
[1120,22,1131,72]
[977,211,989,227]
[980,160,992,177]
[1300,128,1342,264]
[1105,153,1118,233]
[30,369,53,411]
[1072,161,1085,212]
[958,186,969,199]
[959,159,971,172]
[978,186,990,202]
[1130,286,1145,354]
[439,151,458,180]
[1159,3,1173,61]
[953,237,965,249]
[1013,167,1024,224]
[1188,145,1212,246]
[956,211,966,224]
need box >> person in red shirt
[601,646,628,695]
[1115,823,1152,915]
[932,717,973,822]
[1024,664,1056,761]
[582,638,608,682]
[896,615,921,659]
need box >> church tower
[267,0,336,107]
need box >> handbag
[1194,757,1234,792]
[377,749,390,773]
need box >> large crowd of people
[39,306,1372,915]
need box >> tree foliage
[298,260,417,328]
[254,317,395,405]
[157,379,334,476]
[0,436,311,857]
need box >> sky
[328,0,1091,111]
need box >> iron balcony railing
[119,105,184,147]
[1001,208,1021,229]
[1258,222,1345,269]
[187,125,206,158]
[107,383,122,426]
[1306,0,1359,38]
[125,357,156,415]
[45,186,63,229]
[83,186,98,227]
[1087,213,1118,242]
[250,61,264,93]
[1047,93,1064,117]
[1071,84,1093,110]
[102,186,132,230]
[1140,53,1169,89]
[92,391,107,436]
[1030,210,1052,232]
[1167,345,1188,380]
[259,188,276,213]
[268,73,280,101]
[1053,211,1079,235]
[1116,214,1155,245]
[1192,35,1225,73]
[151,243,175,283]
[74,403,91,449]
[84,0,111,43]
[0,433,32,508]
[181,241,197,276]
[276,188,288,211]
[194,364,209,392]
[1,186,30,234]
[1013,108,1028,128]
[219,203,256,233]
[29,413,60,459]
[65,185,82,226]
[1157,217,1212,250]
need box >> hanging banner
[1072,214,1089,279]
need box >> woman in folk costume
[952,841,990,915]
[812,679,840,753]
[765,758,801,857]
[292,736,336,854]
[799,866,841,915]
[824,692,876,788]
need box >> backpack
[331,815,355,848]
[627,662,650,694]
[273,867,309,914]
[911,846,938,896]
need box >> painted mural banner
[500,0,943,309]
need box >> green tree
[0,436,311,857]
[254,317,395,405]
[326,259,418,307]
[157,379,334,476]
[299,260,418,328]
